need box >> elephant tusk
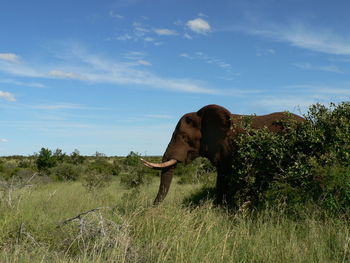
[140,158,177,169]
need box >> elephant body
[144,104,305,205]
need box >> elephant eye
[185,116,199,128]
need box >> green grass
[0,178,349,262]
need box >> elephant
[141,104,305,205]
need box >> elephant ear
[197,105,232,165]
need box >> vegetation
[0,101,349,262]
[229,102,350,214]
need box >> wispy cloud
[180,52,239,77]
[30,103,84,110]
[0,59,44,78]
[285,83,350,96]
[145,114,172,119]
[153,28,177,36]
[0,47,216,94]
[137,60,152,66]
[0,138,8,143]
[249,81,350,113]
[293,62,343,73]
[109,11,123,19]
[241,22,350,56]
[49,69,86,80]
[113,21,169,45]
[186,18,211,35]
[115,34,133,41]
[0,78,45,88]
[0,53,22,63]
[184,33,193,39]
[123,51,146,60]
[0,91,16,102]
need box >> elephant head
[141,104,233,204]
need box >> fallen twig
[57,207,111,227]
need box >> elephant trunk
[153,165,176,205]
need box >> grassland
[0,176,349,263]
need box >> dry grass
[0,178,349,262]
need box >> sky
[1,0,350,156]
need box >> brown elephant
[141,104,305,205]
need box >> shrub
[177,157,216,185]
[82,170,112,191]
[50,163,81,181]
[0,161,19,180]
[120,167,153,189]
[228,102,350,213]
[69,149,85,165]
[120,152,155,188]
[88,157,121,176]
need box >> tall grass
[0,178,349,262]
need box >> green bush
[119,152,155,188]
[228,102,350,214]
[88,156,121,176]
[35,148,67,173]
[50,163,82,181]
[82,170,112,191]
[68,149,85,165]
[0,161,19,180]
[82,156,119,191]
[177,157,216,185]
[120,166,153,189]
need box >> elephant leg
[215,172,230,205]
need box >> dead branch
[57,207,111,227]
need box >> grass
[0,177,349,262]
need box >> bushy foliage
[35,148,67,172]
[88,157,120,176]
[82,155,120,191]
[228,102,350,213]
[68,149,85,165]
[120,152,155,188]
[82,170,113,191]
[177,157,216,185]
[50,163,82,181]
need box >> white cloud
[293,62,343,73]
[184,33,193,39]
[0,60,45,78]
[0,78,45,88]
[116,34,133,41]
[133,22,150,33]
[0,90,16,102]
[198,13,208,18]
[154,28,177,36]
[49,70,86,80]
[180,53,192,59]
[137,60,152,66]
[145,114,172,119]
[109,11,123,19]
[0,53,21,63]
[123,51,145,60]
[245,22,350,56]
[285,83,350,96]
[186,18,211,34]
[0,46,218,94]
[30,103,83,110]
[181,52,238,76]
[0,138,8,143]
[144,37,155,42]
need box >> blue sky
[1,0,350,156]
